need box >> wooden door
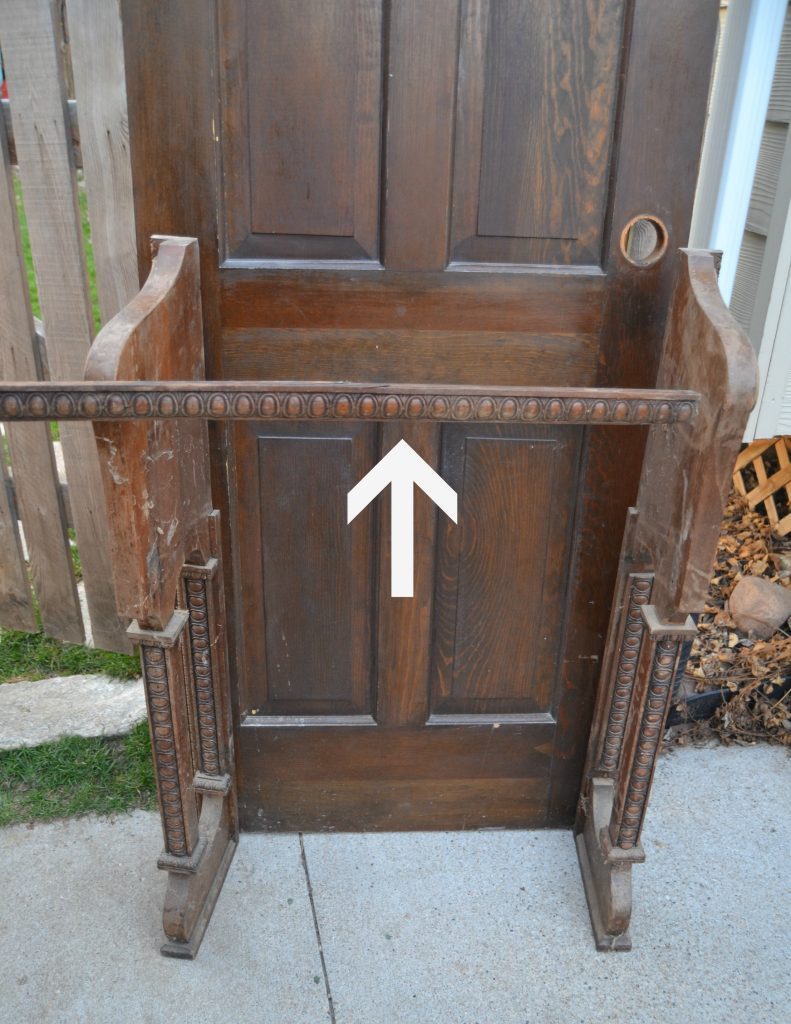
[119,0,720,830]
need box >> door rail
[0,382,699,425]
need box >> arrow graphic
[347,439,458,598]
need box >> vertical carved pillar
[129,611,201,864]
[598,574,653,776]
[182,556,230,793]
[609,606,697,850]
[577,603,696,950]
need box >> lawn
[0,721,156,828]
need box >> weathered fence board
[68,0,139,324]
[0,0,127,651]
[0,105,83,642]
[0,444,36,634]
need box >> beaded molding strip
[0,382,699,425]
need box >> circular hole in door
[620,215,668,267]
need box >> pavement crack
[299,833,336,1024]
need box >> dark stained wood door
[119,0,720,830]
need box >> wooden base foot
[160,792,237,959]
[576,778,644,952]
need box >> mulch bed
[670,492,791,747]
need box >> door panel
[221,0,383,262]
[452,0,626,265]
[235,421,377,719]
[432,426,581,717]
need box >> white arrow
[347,439,457,598]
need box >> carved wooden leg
[576,599,695,950]
[130,558,237,960]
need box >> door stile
[375,421,441,727]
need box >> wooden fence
[0,0,136,652]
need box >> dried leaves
[677,492,791,746]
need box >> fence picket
[0,103,83,642]
[0,443,36,634]
[0,0,127,652]
[68,0,139,325]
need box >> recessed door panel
[235,422,377,718]
[450,0,626,266]
[432,425,582,717]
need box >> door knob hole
[620,215,668,267]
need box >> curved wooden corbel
[577,249,758,951]
[86,237,237,958]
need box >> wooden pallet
[733,437,791,535]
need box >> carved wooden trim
[0,382,699,425]
[135,615,191,859]
[182,560,222,778]
[598,573,653,775]
[615,633,682,850]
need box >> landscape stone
[0,674,146,750]
[728,575,791,639]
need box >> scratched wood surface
[0,0,126,651]
[0,101,82,641]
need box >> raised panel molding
[235,422,377,717]
[450,0,626,267]
[431,425,582,716]
[219,0,383,264]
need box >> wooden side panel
[450,0,626,266]
[432,425,581,716]
[221,0,383,262]
[236,422,377,717]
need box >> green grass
[0,627,139,685]
[0,720,156,827]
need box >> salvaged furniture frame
[0,238,756,956]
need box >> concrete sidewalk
[1,744,789,1024]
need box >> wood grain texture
[0,443,36,632]
[634,250,758,618]
[233,421,377,717]
[433,426,581,716]
[221,329,598,386]
[451,0,625,266]
[67,0,139,325]
[383,0,459,270]
[0,92,82,641]
[0,0,123,649]
[238,722,555,830]
[2,97,80,168]
[218,0,382,263]
[375,422,439,727]
[85,237,213,630]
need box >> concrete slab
[0,674,145,749]
[0,745,788,1023]
[304,744,791,1024]
[0,815,328,1024]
